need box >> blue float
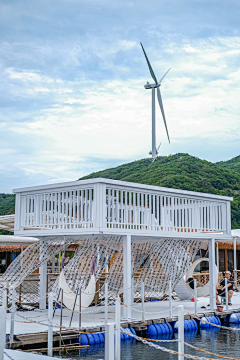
[98,333,105,342]
[161,323,169,333]
[155,324,163,335]
[147,324,158,336]
[129,327,136,335]
[86,334,95,345]
[92,333,100,344]
[80,334,88,345]
[199,316,209,328]
[166,322,173,333]
[227,313,240,323]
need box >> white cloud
[1,11,240,192]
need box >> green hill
[1,153,240,229]
[80,153,240,229]
[217,155,240,174]
[0,194,15,216]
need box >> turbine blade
[159,68,171,84]
[157,87,170,143]
[140,42,158,85]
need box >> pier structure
[9,178,232,317]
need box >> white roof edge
[0,214,15,219]
[0,235,39,244]
[13,177,233,201]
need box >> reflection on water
[58,326,240,360]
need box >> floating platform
[5,296,240,350]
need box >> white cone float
[185,258,218,297]
[58,271,96,311]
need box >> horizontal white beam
[13,177,233,201]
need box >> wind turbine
[140,42,170,159]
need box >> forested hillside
[80,153,240,229]
[217,155,240,174]
[0,194,15,216]
[1,153,240,228]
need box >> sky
[1,0,240,193]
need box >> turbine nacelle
[144,82,160,89]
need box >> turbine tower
[140,43,170,159]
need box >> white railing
[13,178,232,237]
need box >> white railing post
[115,296,121,360]
[105,280,108,325]
[178,305,184,360]
[123,235,132,320]
[10,289,16,347]
[169,279,172,318]
[234,238,237,289]
[209,238,216,310]
[105,323,114,360]
[141,281,145,322]
[48,292,53,357]
[194,279,197,314]
[0,305,6,360]
[225,278,228,311]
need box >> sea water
[57,324,240,359]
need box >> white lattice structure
[1,178,233,317]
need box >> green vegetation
[0,194,15,216]
[1,153,240,229]
[217,155,240,174]
[80,153,240,229]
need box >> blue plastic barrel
[129,327,136,335]
[184,320,191,331]
[166,322,173,333]
[80,334,88,345]
[86,334,95,345]
[155,324,163,335]
[92,333,100,344]
[199,316,209,328]
[98,333,105,343]
[161,323,169,334]
[191,319,198,330]
[228,313,239,323]
[147,324,158,336]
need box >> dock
[5,295,240,350]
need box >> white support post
[105,323,114,360]
[123,235,132,320]
[234,238,237,289]
[10,289,16,347]
[39,262,47,310]
[208,238,216,310]
[0,306,6,360]
[105,280,108,325]
[2,289,7,309]
[39,240,47,310]
[225,278,228,311]
[169,280,172,318]
[141,281,145,322]
[48,293,53,357]
[194,279,197,314]
[115,297,121,360]
[216,241,219,271]
[178,305,184,360]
